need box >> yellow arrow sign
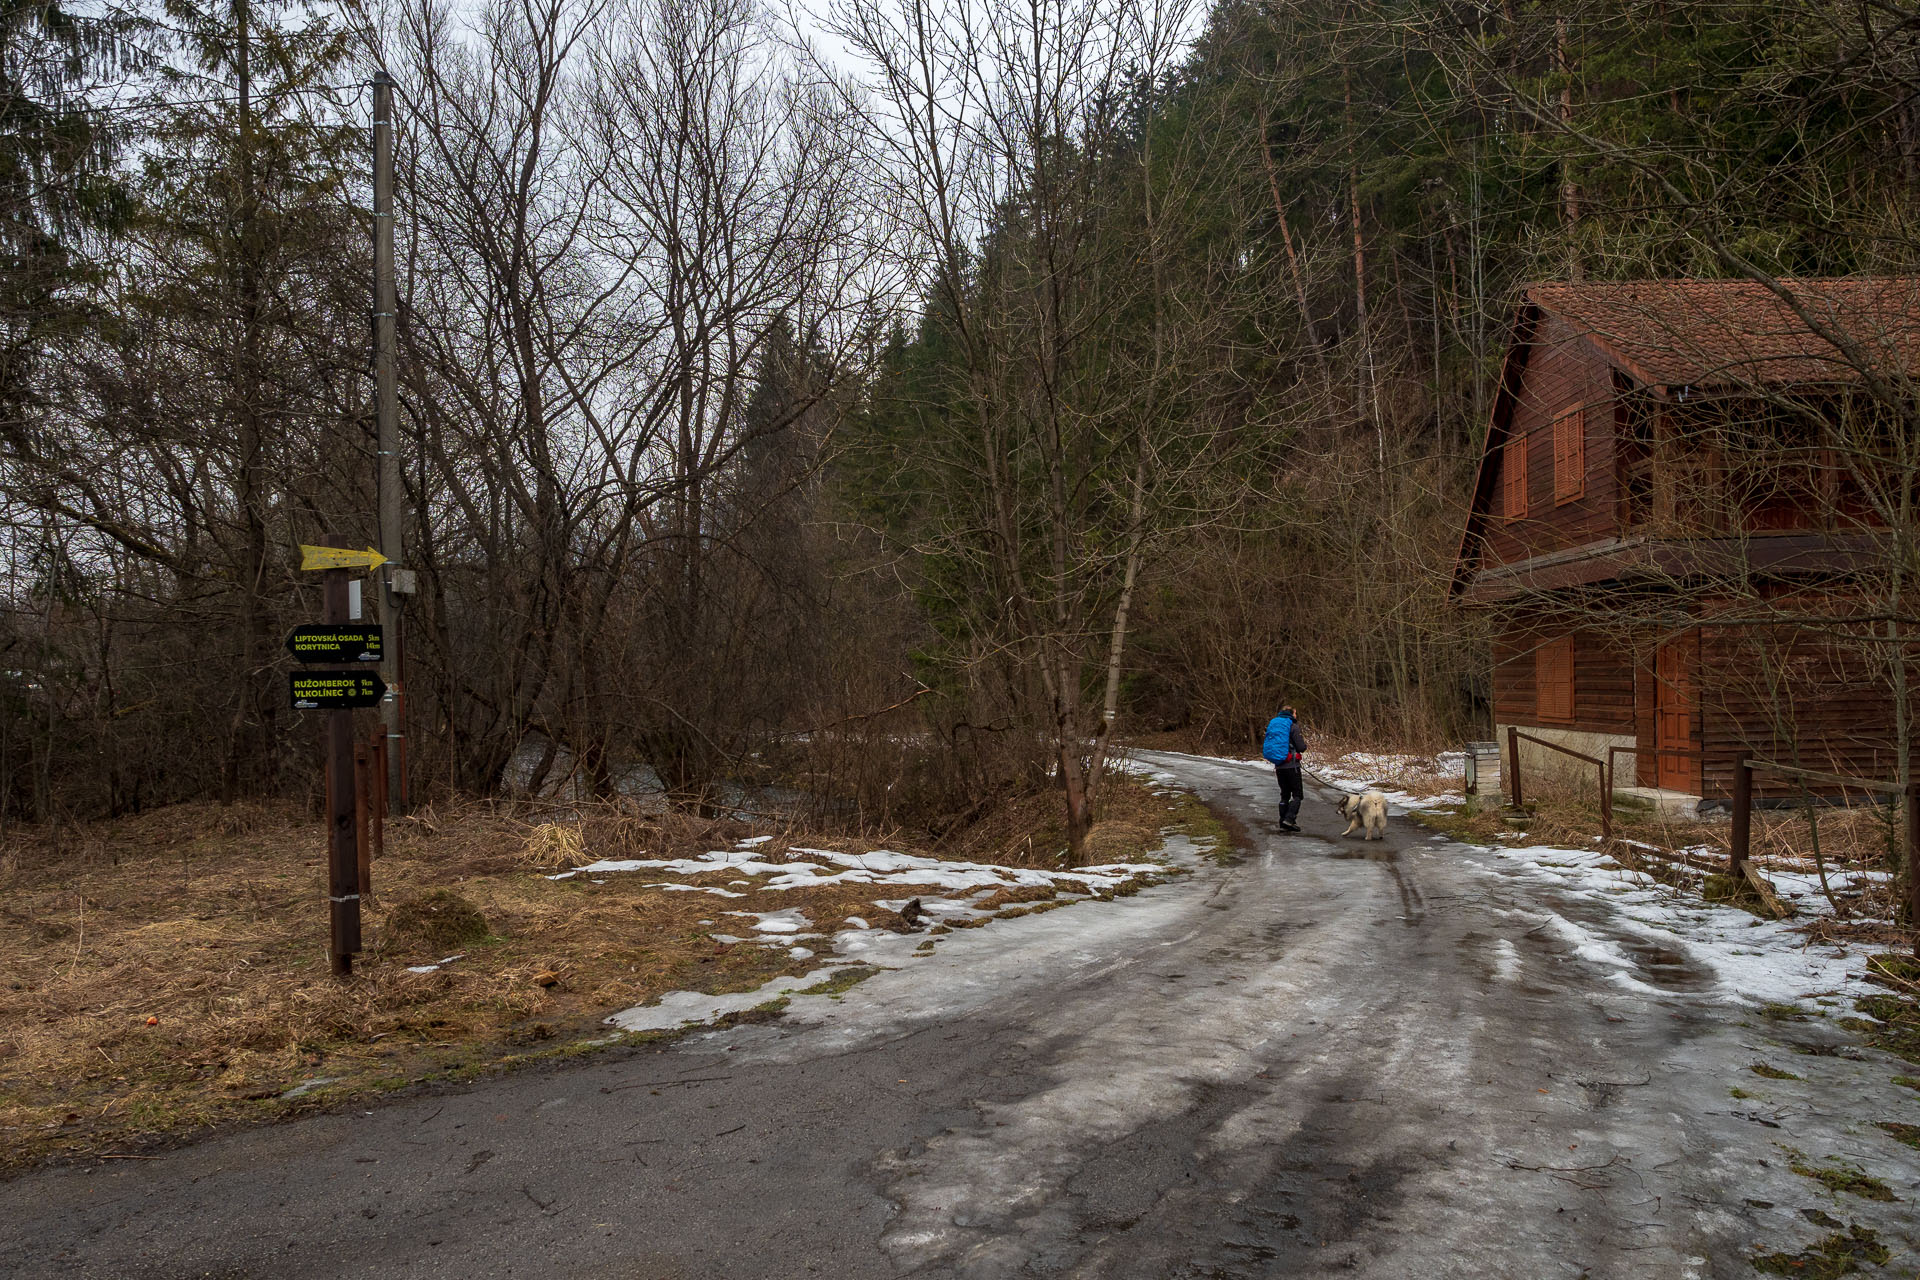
[299,544,389,572]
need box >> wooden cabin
[1451,279,1920,811]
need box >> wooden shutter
[1536,635,1575,724]
[1504,433,1529,520]
[1553,404,1586,505]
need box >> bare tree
[378,0,889,801]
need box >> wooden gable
[1452,305,1618,598]
[1454,277,1920,604]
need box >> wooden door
[1655,638,1696,791]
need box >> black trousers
[1274,765,1303,826]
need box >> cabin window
[1503,433,1529,520]
[1553,404,1585,504]
[1536,635,1575,724]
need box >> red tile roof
[1526,277,1920,388]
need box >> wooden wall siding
[1491,620,1635,734]
[1537,636,1574,722]
[1491,626,1535,724]
[1633,650,1656,787]
[1484,315,1617,568]
[1694,615,1903,801]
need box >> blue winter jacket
[1262,715,1304,766]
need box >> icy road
[5,750,1918,1278]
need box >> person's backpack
[1262,715,1300,765]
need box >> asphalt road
[4,751,1917,1279]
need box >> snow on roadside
[571,845,1162,896]
[591,836,1180,1033]
[604,967,840,1032]
[1311,750,1466,814]
[1463,839,1886,1005]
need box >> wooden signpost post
[291,540,391,977]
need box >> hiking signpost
[289,670,388,709]
[285,624,383,665]
[298,544,388,572]
[290,538,389,976]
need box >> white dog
[1337,790,1389,840]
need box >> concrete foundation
[1610,785,1710,820]
[1496,724,1633,798]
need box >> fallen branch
[598,1075,733,1095]
[1864,955,1920,996]
[1742,862,1793,919]
[1506,1153,1626,1189]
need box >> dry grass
[943,772,1206,869]
[519,821,587,869]
[0,778,1193,1169]
[1310,737,1466,799]
[0,800,831,1167]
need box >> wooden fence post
[1906,782,1919,954]
[1729,759,1752,875]
[1507,725,1523,810]
[1598,759,1611,841]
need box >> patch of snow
[845,916,871,930]
[1480,842,1879,1004]
[604,968,841,1032]
[724,908,811,934]
[280,1076,344,1099]
[570,845,1160,899]
[645,882,746,898]
[1490,938,1520,982]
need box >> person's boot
[1280,799,1301,832]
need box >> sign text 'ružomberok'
[289,671,388,711]
[285,624,383,664]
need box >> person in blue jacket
[1262,705,1307,832]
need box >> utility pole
[372,70,407,813]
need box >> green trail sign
[290,671,388,710]
[285,625,383,664]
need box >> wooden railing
[1733,759,1918,955]
[1506,726,1611,840]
